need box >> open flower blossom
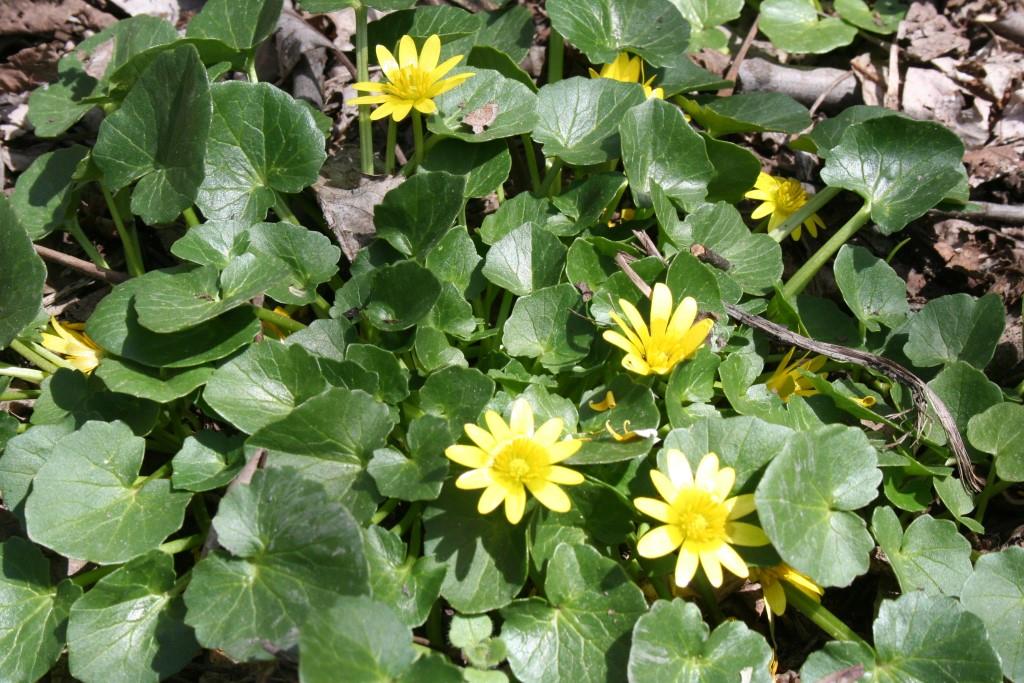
[39,317,102,374]
[603,283,714,376]
[351,34,474,121]
[589,52,664,99]
[749,564,824,620]
[635,450,769,588]
[445,399,584,524]
[744,172,827,240]
[765,348,827,402]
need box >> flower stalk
[8,339,61,373]
[356,4,374,174]
[253,305,307,333]
[767,186,842,242]
[100,185,145,277]
[547,29,565,84]
[781,202,872,300]
[66,215,110,269]
[783,582,868,647]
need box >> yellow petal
[419,34,441,73]
[603,329,640,356]
[465,422,496,450]
[695,453,720,491]
[666,296,698,339]
[376,44,398,76]
[726,521,770,546]
[457,468,492,490]
[699,549,723,587]
[754,172,778,191]
[715,543,750,579]
[588,390,617,412]
[534,417,564,445]
[39,333,71,355]
[750,202,774,220]
[665,449,693,489]
[504,484,527,523]
[548,439,582,464]
[389,101,413,121]
[398,34,418,68]
[634,496,672,523]
[622,354,652,376]
[413,98,438,114]
[430,55,464,81]
[431,72,474,96]
[484,411,511,442]
[649,469,678,505]
[649,283,673,340]
[509,399,534,436]
[350,94,390,105]
[527,480,571,513]
[784,568,824,598]
[713,467,736,501]
[763,578,787,616]
[547,465,584,485]
[637,525,683,558]
[351,81,386,93]
[676,318,713,359]
[725,493,757,519]
[478,484,506,514]
[370,102,396,120]
[446,445,488,468]
[608,311,645,352]
[744,189,772,201]
[618,299,651,346]
[675,547,700,587]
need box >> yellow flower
[39,317,102,374]
[351,34,474,121]
[589,52,664,99]
[588,390,617,411]
[634,450,769,587]
[749,564,823,619]
[765,348,827,402]
[445,399,584,524]
[744,172,827,240]
[602,283,714,376]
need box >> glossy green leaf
[759,0,858,53]
[186,0,284,51]
[480,192,569,245]
[628,599,773,683]
[93,44,210,224]
[482,223,567,296]
[67,551,197,683]
[820,117,966,234]
[552,173,627,231]
[374,171,466,257]
[801,105,900,158]
[0,423,75,521]
[835,0,907,34]
[961,547,1024,682]
[184,468,369,661]
[926,361,1002,440]
[620,98,714,210]
[670,0,744,51]
[547,0,690,66]
[423,483,528,613]
[197,81,326,222]
[298,0,415,10]
[11,145,88,240]
[871,506,972,597]
[170,219,250,268]
[665,250,727,315]
[0,538,82,683]
[95,357,214,404]
[679,92,811,137]
[31,368,161,435]
[833,244,909,332]
[903,293,1005,369]
[300,596,416,683]
[533,77,647,166]
[756,425,881,587]
[501,543,647,683]
[25,421,191,564]
[0,197,46,348]
[703,134,761,203]
[171,431,247,492]
[652,54,732,96]
[364,260,442,331]
[415,327,468,372]
[248,221,341,305]
[346,344,410,404]
[427,68,538,143]
[426,227,482,295]
[503,284,593,369]
[28,59,99,138]
[368,415,451,502]
[364,526,446,628]
[420,366,495,434]
[968,403,1024,482]
[366,6,483,50]
[529,480,634,571]
[421,139,512,198]
[449,614,506,670]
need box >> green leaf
[652,54,732,96]
[421,139,512,198]
[11,145,89,240]
[803,592,1002,683]
[95,357,213,404]
[420,366,495,434]
[366,6,483,50]
[482,223,567,296]
[0,538,82,683]
[628,599,773,683]
[93,44,210,224]
[759,0,858,53]
[0,423,75,521]
[368,415,451,502]
[300,596,417,683]
[427,282,478,339]
[427,68,539,143]
[31,369,161,434]
[669,0,744,50]
[533,77,647,166]
[423,483,528,613]
[133,258,288,333]
[186,0,284,51]
[248,221,341,305]
[968,403,1024,482]
[552,173,626,231]
[703,134,761,204]
[529,480,634,570]
[501,543,647,683]
[346,344,410,404]
[67,551,197,683]
[801,105,900,158]
[449,614,507,670]
[756,425,881,587]
[503,284,593,370]
[480,192,567,245]
[426,226,482,295]
[364,526,446,628]
[926,361,1002,441]
[620,98,714,210]
[666,347,720,419]
[0,197,45,348]
[666,202,783,296]
[547,0,691,66]
[298,0,415,10]
[170,219,250,268]
[665,250,727,315]
[679,92,811,137]
[871,507,972,597]
[572,377,660,465]
[903,293,1005,369]
[204,339,327,433]
[415,326,468,372]
[374,172,466,257]
[833,244,909,332]
[835,0,907,34]
[28,59,99,137]
[961,547,1024,682]
[820,117,966,234]
[86,274,260,369]
[184,468,369,661]
[197,81,326,222]
[25,421,191,564]
[364,260,442,331]
[171,431,247,492]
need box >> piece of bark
[738,58,858,110]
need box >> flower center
[492,437,548,484]
[670,488,729,545]
[390,66,432,100]
[775,179,807,214]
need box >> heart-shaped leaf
[968,403,1024,482]
[833,244,909,332]
[547,0,690,66]
[482,223,567,296]
[679,92,811,137]
[961,547,1024,682]
[170,431,247,492]
[368,415,451,501]
[186,0,284,51]
[11,145,89,240]
[364,526,446,628]
[670,0,744,51]
[374,171,466,257]
[95,357,214,404]
[0,198,45,348]
[835,0,907,34]
[903,293,1005,369]
[871,507,973,597]
[427,68,538,143]
[759,0,858,53]
[503,284,594,369]
[247,221,341,305]
[421,139,512,198]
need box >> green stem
[0,390,40,401]
[29,341,74,370]
[653,575,673,601]
[520,134,542,194]
[356,4,374,175]
[974,477,1012,523]
[540,157,564,197]
[71,564,118,587]
[781,202,871,300]
[385,118,397,175]
[547,29,564,84]
[245,51,259,83]
[411,110,425,168]
[693,570,725,626]
[274,192,301,225]
[0,365,46,383]
[312,294,331,319]
[494,289,514,334]
[767,186,842,242]
[66,215,110,269]
[783,583,868,647]
[371,498,400,525]
[8,339,60,373]
[253,305,307,333]
[406,513,423,564]
[426,602,445,649]
[459,202,467,227]
[182,206,201,228]
[393,502,423,537]
[159,534,205,555]
[135,462,172,487]
[101,185,144,277]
